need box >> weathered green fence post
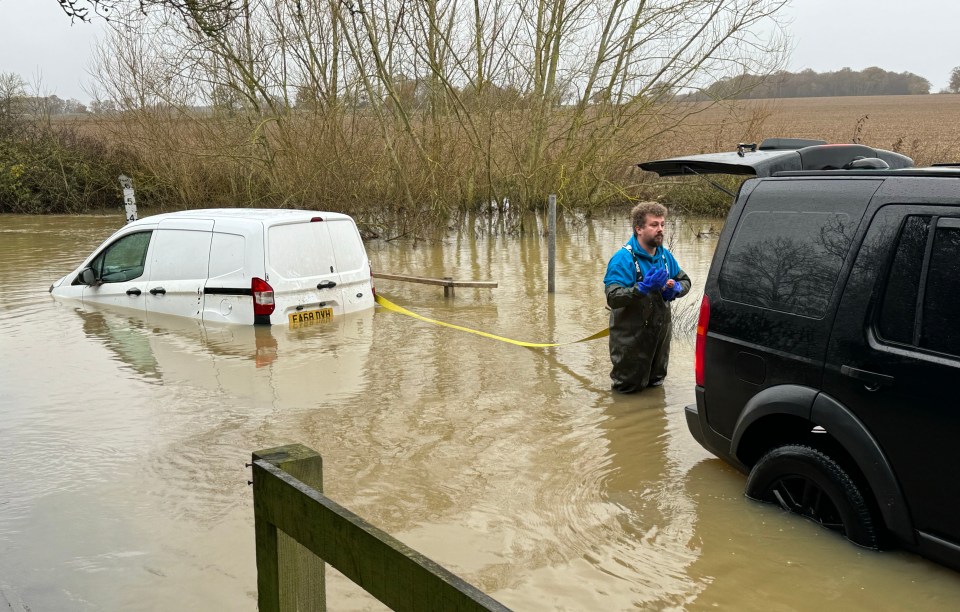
[252,443,511,611]
[253,445,326,612]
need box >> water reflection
[66,301,374,400]
[76,307,162,380]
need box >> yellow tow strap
[375,294,609,348]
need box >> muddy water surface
[1,212,958,610]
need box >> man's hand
[661,278,682,301]
[637,269,668,295]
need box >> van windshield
[268,222,337,278]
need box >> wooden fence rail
[372,272,497,297]
[252,444,511,612]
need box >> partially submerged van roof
[130,208,354,227]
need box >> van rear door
[145,218,214,320]
[265,219,343,326]
[326,217,374,314]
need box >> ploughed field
[664,93,960,167]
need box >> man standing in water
[603,202,691,393]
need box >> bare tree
[0,72,27,124]
[88,0,790,226]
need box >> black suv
[641,138,960,570]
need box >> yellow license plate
[289,307,333,327]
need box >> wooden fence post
[253,445,326,612]
[251,444,512,611]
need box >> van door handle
[317,281,337,289]
[840,365,894,391]
[149,287,167,295]
[126,288,142,296]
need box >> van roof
[128,208,354,227]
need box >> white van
[50,209,376,326]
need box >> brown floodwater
[1,212,959,611]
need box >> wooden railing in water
[251,444,511,612]
[372,272,498,297]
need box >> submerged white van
[50,209,376,326]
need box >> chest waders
[605,244,673,393]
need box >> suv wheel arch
[731,384,819,460]
[730,385,914,546]
[810,392,914,544]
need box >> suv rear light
[252,277,275,316]
[369,262,376,299]
[695,295,710,387]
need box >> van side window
[920,220,960,357]
[719,180,877,317]
[90,231,152,283]
[877,216,929,345]
[148,229,212,282]
[208,232,245,280]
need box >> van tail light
[369,262,376,299]
[695,295,710,387]
[252,277,275,317]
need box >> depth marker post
[119,174,137,223]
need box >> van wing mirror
[79,267,98,285]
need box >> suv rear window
[719,179,879,318]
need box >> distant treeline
[688,67,931,100]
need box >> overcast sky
[1,0,959,102]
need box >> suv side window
[90,231,152,283]
[921,219,960,356]
[719,179,878,317]
[877,216,929,344]
[877,216,960,358]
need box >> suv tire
[745,444,879,548]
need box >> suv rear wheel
[745,444,879,548]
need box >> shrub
[650,175,747,217]
[0,122,132,214]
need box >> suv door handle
[840,365,894,391]
[149,287,167,295]
[126,288,142,296]
[317,281,337,289]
